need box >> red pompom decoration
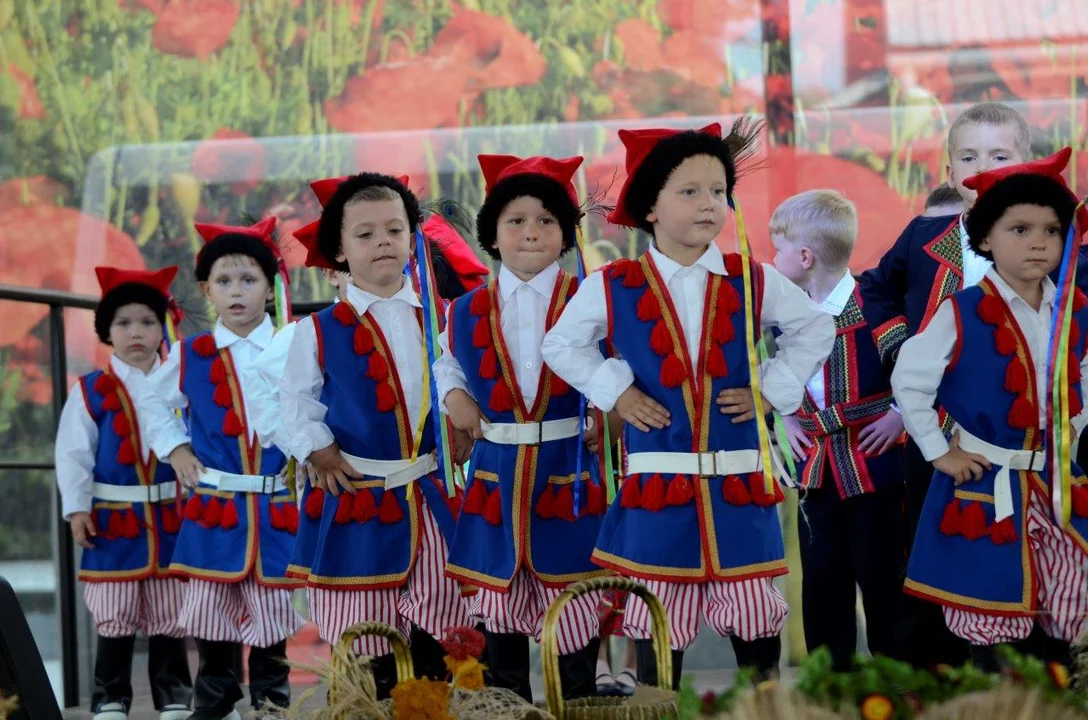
[210,357,227,384]
[352,489,377,523]
[637,291,661,322]
[977,295,1004,325]
[192,335,217,357]
[376,383,398,413]
[480,347,499,380]
[304,487,325,519]
[650,320,673,356]
[489,381,516,413]
[483,488,502,526]
[219,499,239,529]
[472,320,492,349]
[333,302,356,326]
[470,289,491,317]
[366,353,389,382]
[535,485,556,519]
[939,500,961,536]
[201,496,223,528]
[666,475,694,506]
[660,354,687,388]
[722,475,751,505]
[353,326,375,355]
[620,476,642,509]
[213,382,233,408]
[378,490,404,524]
[222,409,244,437]
[994,326,1018,356]
[707,346,728,378]
[958,501,988,541]
[989,517,1018,544]
[552,484,575,522]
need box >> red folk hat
[478,154,583,206]
[421,213,489,292]
[194,216,281,261]
[606,122,721,228]
[95,266,178,298]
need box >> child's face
[495,195,564,281]
[979,204,1064,288]
[339,197,411,292]
[200,254,272,332]
[770,232,809,285]
[947,122,1025,209]
[648,154,729,257]
[110,303,163,368]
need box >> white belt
[91,481,178,504]
[341,452,438,490]
[199,470,288,494]
[481,418,582,445]
[955,426,1044,522]
[626,449,763,477]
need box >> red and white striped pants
[623,578,789,651]
[944,491,1088,645]
[472,570,601,655]
[83,578,188,638]
[178,575,305,648]
[309,504,472,657]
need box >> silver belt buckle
[526,422,543,446]
[696,451,717,477]
[146,485,160,504]
[261,475,278,494]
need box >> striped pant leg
[476,571,543,638]
[622,581,702,651]
[177,580,246,642]
[1026,495,1088,642]
[83,581,142,638]
[703,578,789,642]
[533,580,602,655]
[942,607,1032,645]
[397,503,474,641]
[236,577,306,648]
[140,578,189,638]
[308,587,403,656]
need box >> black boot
[147,635,193,713]
[633,639,683,691]
[558,638,600,700]
[371,654,399,701]
[730,636,781,682]
[969,644,1002,673]
[485,632,532,702]
[92,635,136,715]
[409,626,448,682]
[248,640,290,711]
[191,639,244,719]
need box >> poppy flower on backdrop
[191,128,267,196]
[615,19,666,73]
[152,0,240,60]
[427,7,546,90]
[5,64,46,120]
[0,176,72,212]
[658,0,759,42]
[662,31,727,88]
[988,50,1075,128]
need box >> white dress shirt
[540,243,835,415]
[247,323,298,456]
[892,268,1088,461]
[959,214,992,288]
[435,262,560,411]
[278,279,425,462]
[136,315,276,462]
[805,272,855,410]
[55,355,160,519]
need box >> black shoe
[371,654,398,701]
[633,639,684,691]
[147,635,194,712]
[191,639,244,719]
[248,640,290,710]
[92,635,136,715]
[969,644,1002,673]
[557,638,600,700]
[730,636,781,682]
[484,632,532,702]
[409,626,448,682]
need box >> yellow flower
[445,656,486,691]
[1048,662,1070,689]
[391,678,452,720]
[860,693,895,720]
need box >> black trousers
[798,482,905,671]
[896,439,970,667]
[93,635,193,713]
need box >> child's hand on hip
[308,442,362,496]
[451,427,474,465]
[445,389,486,440]
[932,431,991,485]
[716,387,771,423]
[69,512,96,549]
[858,409,904,455]
[779,415,812,461]
[615,387,671,433]
[167,444,206,488]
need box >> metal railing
[0,283,328,708]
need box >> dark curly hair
[94,283,168,344]
[194,234,279,285]
[475,173,580,261]
[965,174,1076,260]
[317,173,422,273]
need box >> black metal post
[49,304,80,708]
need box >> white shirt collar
[818,272,856,317]
[498,262,560,302]
[109,353,161,380]
[985,267,1056,309]
[214,314,275,351]
[345,277,422,317]
[647,243,726,284]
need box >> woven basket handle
[541,577,673,719]
[330,621,414,715]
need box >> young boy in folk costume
[136,218,305,720]
[277,173,472,699]
[893,148,1088,672]
[56,266,193,720]
[771,191,907,671]
[542,123,835,687]
[435,154,609,702]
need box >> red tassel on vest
[483,488,502,525]
[1071,484,1088,518]
[354,326,375,355]
[219,499,239,529]
[550,372,570,396]
[722,475,751,505]
[106,511,124,540]
[977,295,1004,325]
[636,291,661,322]
[958,502,988,541]
[535,485,556,519]
[480,347,498,380]
[102,393,122,412]
[213,383,233,408]
[183,495,204,522]
[222,409,244,437]
[717,283,741,314]
[112,413,131,437]
[712,312,734,345]
[621,262,645,288]
[160,504,181,534]
[989,517,1018,544]
[367,354,389,382]
[94,374,117,395]
[121,509,140,539]
[202,497,223,528]
[1007,395,1036,430]
[660,354,686,388]
[472,320,491,349]
[376,384,397,413]
[748,474,780,507]
[352,489,377,523]
[210,357,227,384]
[641,474,667,512]
[649,321,673,356]
[333,493,353,524]
[463,480,488,515]
[332,302,355,325]
[192,335,217,357]
[723,253,744,278]
[489,381,515,413]
[552,484,575,522]
[1005,359,1028,394]
[283,503,299,534]
[666,475,694,506]
[269,502,285,530]
[994,326,1017,356]
[470,289,491,317]
[620,476,642,508]
[706,346,728,378]
[585,479,606,515]
[304,488,325,519]
[378,490,404,524]
[117,438,137,465]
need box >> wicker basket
[541,577,678,720]
[329,622,414,718]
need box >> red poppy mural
[151,0,240,59]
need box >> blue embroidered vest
[78,368,180,581]
[906,280,1088,615]
[168,332,300,587]
[443,272,609,591]
[593,253,786,582]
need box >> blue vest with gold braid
[592,253,787,583]
[905,280,1088,615]
[78,368,181,582]
[168,333,301,587]
[300,302,460,590]
[795,287,905,498]
[444,272,609,592]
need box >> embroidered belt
[481,417,581,445]
[91,481,179,504]
[796,391,894,437]
[341,451,438,490]
[954,425,1044,522]
[199,469,288,494]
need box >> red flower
[0,176,71,213]
[191,129,267,196]
[5,65,46,120]
[658,0,759,42]
[152,0,239,60]
[440,626,486,662]
[662,31,727,88]
[615,19,665,73]
[427,8,545,90]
